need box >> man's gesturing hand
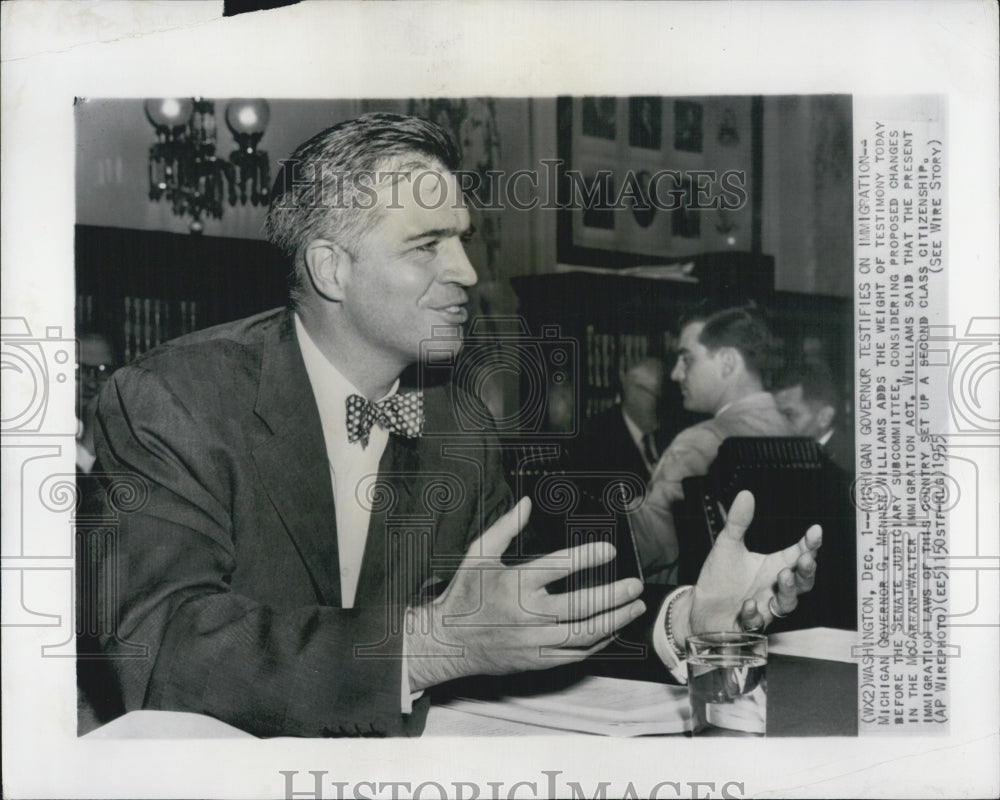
[670,491,822,647]
[406,497,646,692]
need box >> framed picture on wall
[671,176,701,238]
[581,97,617,140]
[673,100,703,153]
[628,97,662,150]
[556,95,761,268]
[580,171,616,230]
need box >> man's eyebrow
[404,224,476,243]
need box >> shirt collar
[715,390,773,418]
[818,427,835,446]
[76,442,96,474]
[294,313,399,458]
[621,407,644,448]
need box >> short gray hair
[265,113,461,307]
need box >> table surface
[766,653,857,736]
[425,628,858,737]
[83,628,858,739]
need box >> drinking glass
[686,632,767,736]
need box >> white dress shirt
[295,316,420,711]
[296,314,393,609]
[76,441,97,474]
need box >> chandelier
[144,98,271,233]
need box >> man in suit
[87,114,821,738]
[571,358,668,482]
[75,331,115,478]
[631,308,794,584]
[76,330,119,731]
[774,362,854,473]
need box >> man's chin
[681,398,709,414]
[417,326,465,365]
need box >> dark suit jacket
[569,406,668,482]
[86,308,511,737]
[822,426,855,474]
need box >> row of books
[584,327,653,389]
[76,294,201,364]
[584,394,619,420]
[121,296,201,362]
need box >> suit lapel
[354,392,450,607]
[251,311,342,606]
[249,317,456,609]
[615,409,652,478]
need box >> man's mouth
[433,304,468,323]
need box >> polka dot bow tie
[345,392,424,449]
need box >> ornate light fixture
[145,98,270,233]
[225,99,271,207]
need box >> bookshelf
[75,225,287,364]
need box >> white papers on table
[423,706,568,736]
[428,675,690,737]
[767,627,858,663]
[705,685,767,735]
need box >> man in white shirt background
[631,308,794,584]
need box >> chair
[675,437,856,632]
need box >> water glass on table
[686,632,767,736]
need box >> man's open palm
[690,491,822,635]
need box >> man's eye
[460,229,476,245]
[416,240,439,253]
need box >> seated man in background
[571,357,669,481]
[774,362,854,473]
[76,329,120,731]
[85,115,821,738]
[75,330,116,478]
[631,308,793,584]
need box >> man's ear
[718,347,739,378]
[304,239,352,302]
[816,404,836,431]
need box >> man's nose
[441,239,478,287]
[670,360,684,382]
